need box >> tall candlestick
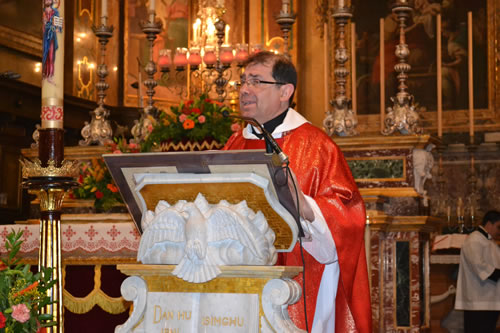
[193,19,200,44]
[351,22,357,115]
[457,197,463,217]
[281,0,290,14]
[467,11,474,143]
[101,0,107,24]
[38,2,68,332]
[137,58,143,108]
[225,24,230,44]
[437,14,442,138]
[379,18,385,133]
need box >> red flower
[181,106,192,115]
[185,100,194,107]
[107,184,119,193]
[204,98,212,103]
[78,175,84,184]
[0,312,5,328]
[95,191,104,199]
[191,108,201,115]
[0,262,7,271]
[183,119,195,130]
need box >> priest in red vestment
[223,51,372,332]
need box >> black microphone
[222,110,289,166]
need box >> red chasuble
[224,123,372,333]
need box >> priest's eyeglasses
[236,78,287,89]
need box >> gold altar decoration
[117,264,302,323]
[156,140,224,152]
[20,158,79,179]
[37,192,65,333]
[63,265,129,315]
[32,188,66,213]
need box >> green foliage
[0,230,57,332]
[141,94,238,152]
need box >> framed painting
[349,0,499,134]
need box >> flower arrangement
[71,137,138,212]
[72,157,123,212]
[141,94,240,152]
[0,230,56,332]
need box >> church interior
[0,0,499,332]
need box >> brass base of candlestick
[324,99,358,137]
[79,105,113,146]
[382,93,423,135]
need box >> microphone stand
[222,111,289,166]
[223,111,306,237]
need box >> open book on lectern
[103,150,301,252]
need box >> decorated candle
[40,0,65,166]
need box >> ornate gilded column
[21,1,78,331]
[324,2,358,137]
[382,0,422,135]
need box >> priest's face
[239,62,287,124]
